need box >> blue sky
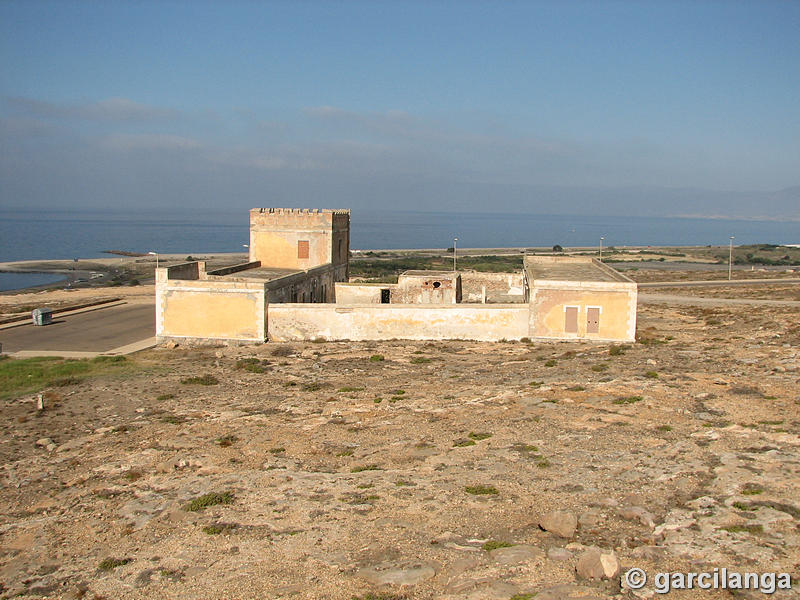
[1,1,799,216]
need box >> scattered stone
[535,583,608,600]
[489,544,544,565]
[539,510,578,539]
[618,506,656,528]
[631,546,666,561]
[357,560,436,586]
[548,547,573,561]
[35,438,56,452]
[575,548,621,580]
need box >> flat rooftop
[209,266,302,281]
[524,256,631,283]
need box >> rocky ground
[1,301,799,600]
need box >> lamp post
[453,238,458,272]
[729,236,735,281]
[599,237,605,262]
[148,251,159,271]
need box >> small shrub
[124,470,143,482]
[468,432,492,441]
[721,524,763,535]
[92,355,126,363]
[608,345,626,356]
[730,385,763,397]
[337,449,354,457]
[656,425,672,432]
[98,558,131,571]
[202,522,237,535]
[453,439,476,447]
[49,376,83,387]
[482,540,514,551]
[338,386,364,393]
[216,434,238,447]
[181,374,219,385]
[373,397,382,404]
[236,358,266,373]
[544,359,557,367]
[351,464,380,473]
[732,501,756,511]
[741,484,764,495]
[270,346,294,357]
[567,385,586,391]
[536,459,551,468]
[512,443,538,452]
[591,364,608,372]
[369,355,385,362]
[529,380,544,387]
[613,395,643,405]
[410,357,431,364]
[269,447,286,454]
[644,371,659,379]
[465,484,499,495]
[184,491,234,512]
[161,414,186,424]
[156,393,175,401]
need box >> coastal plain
[1,279,798,599]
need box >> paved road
[639,277,800,288]
[638,293,800,308]
[0,303,155,353]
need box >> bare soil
[1,300,798,599]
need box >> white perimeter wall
[268,304,529,341]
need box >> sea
[1,207,798,291]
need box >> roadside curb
[6,337,158,359]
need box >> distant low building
[156,209,637,344]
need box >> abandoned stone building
[155,208,637,344]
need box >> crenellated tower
[249,208,350,275]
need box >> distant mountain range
[378,181,800,221]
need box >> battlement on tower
[248,208,350,271]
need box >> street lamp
[453,238,458,272]
[148,251,159,270]
[599,237,605,262]
[729,236,735,280]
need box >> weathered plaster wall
[248,208,349,272]
[394,273,461,304]
[460,272,525,303]
[530,282,637,342]
[267,304,529,341]
[335,283,389,304]
[266,263,346,303]
[156,275,267,342]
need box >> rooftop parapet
[524,255,634,284]
[249,208,350,229]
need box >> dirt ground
[1,299,798,599]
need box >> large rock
[618,506,656,528]
[576,548,621,580]
[357,560,436,586]
[489,544,544,565]
[539,510,578,539]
